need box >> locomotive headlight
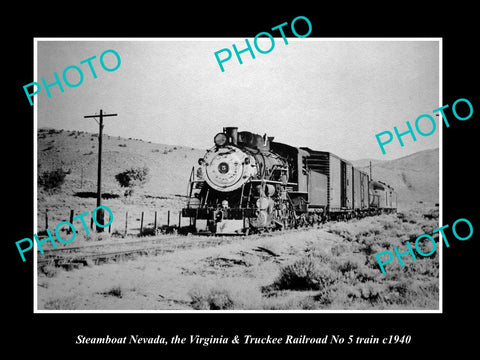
[214,133,228,146]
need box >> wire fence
[41,208,190,237]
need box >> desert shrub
[274,257,319,290]
[359,235,384,255]
[365,253,384,270]
[273,256,338,291]
[386,280,411,300]
[402,256,439,278]
[414,235,438,256]
[189,287,235,310]
[419,218,439,234]
[115,166,149,197]
[355,264,380,282]
[361,281,384,299]
[331,244,348,257]
[312,282,341,307]
[333,257,360,274]
[262,294,324,310]
[100,286,123,298]
[139,226,157,236]
[315,281,385,309]
[382,279,439,309]
[306,249,331,264]
[83,233,108,242]
[330,256,378,284]
[38,168,68,192]
[399,207,438,225]
[423,207,439,220]
[40,264,58,278]
[44,295,80,310]
[111,229,125,238]
[328,283,362,307]
[325,222,357,242]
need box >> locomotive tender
[182,127,397,235]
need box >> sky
[36,38,440,161]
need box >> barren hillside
[37,128,439,217]
[38,128,205,197]
[353,148,439,209]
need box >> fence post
[140,211,144,236]
[67,209,74,234]
[178,212,181,228]
[167,210,170,227]
[45,209,49,230]
[154,211,157,235]
[124,211,128,236]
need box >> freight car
[369,180,397,214]
[182,127,396,235]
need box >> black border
[7,5,478,355]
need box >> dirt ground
[37,229,338,310]
[37,209,440,311]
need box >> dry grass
[271,207,440,310]
[37,206,439,311]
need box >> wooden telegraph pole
[84,109,118,232]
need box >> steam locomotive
[182,127,397,235]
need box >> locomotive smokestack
[224,127,238,145]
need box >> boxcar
[353,167,370,211]
[299,148,372,218]
[300,149,347,214]
[307,169,328,209]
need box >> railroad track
[36,234,240,271]
[36,217,371,272]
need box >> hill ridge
[37,128,439,209]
